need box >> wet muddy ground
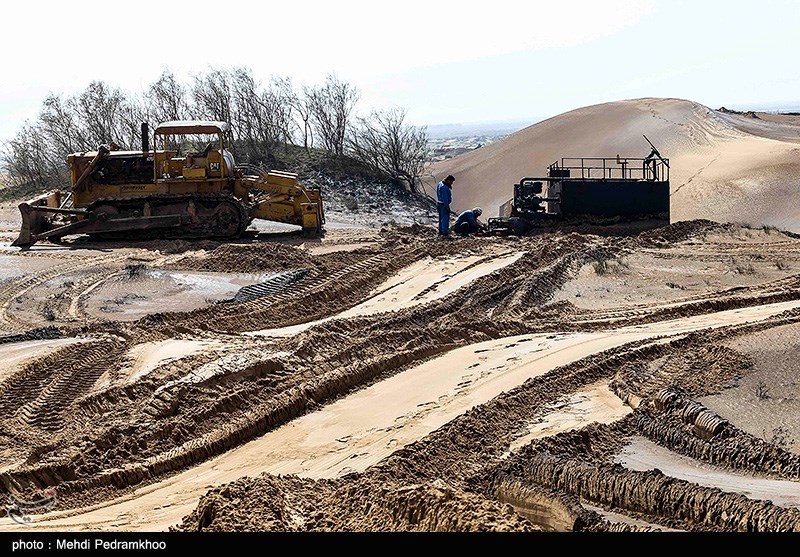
[1,219,800,532]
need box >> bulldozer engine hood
[69,150,149,159]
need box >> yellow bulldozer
[12,120,324,246]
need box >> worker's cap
[472,207,483,216]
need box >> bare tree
[191,69,232,124]
[38,94,81,155]
[2,81,137,193]
[117,96,150,149]
[349,107,429,192]
[229,67,261,158]
[75,81,128,147]
[2,80,149,193]
[40,82,144,153]
[2,121,66,190]
[229,68,295,163]
[265,76,296,146]
[1,68,426,198]
[290,84,315,154]
[148,69,189,123]
[307,73,359,157]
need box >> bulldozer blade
[12,201,188,246]
[11,203,41,247]
[28,214,188,244]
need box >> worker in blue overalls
[436,175,455,236]
[453,207,484,235]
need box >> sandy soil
[617,436,800,508]
[0,338,84,385]
[95,339,223,390]
[508,380,632,452]
[701,321,800,454]
[2,219,800,532]
[4,297,800,531]
[581,502,683,532]
[305,242,378,255]
[428,98,800,232]
[551,227,799,310]
[246,250,523,337]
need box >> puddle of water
[0,254,67,280]
[154,270,275,295]
[86,270,277,320]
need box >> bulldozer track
[217,251,411,331]
[0,326,63,346]
[232,270,309,303]
[0,337,125,430]
[164,250,414,334]
[88,192,251,241]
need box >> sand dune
[428,98,800,232]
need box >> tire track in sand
[7,298,800,531]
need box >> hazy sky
[1,0,798,141]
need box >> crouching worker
[453,207,484,235]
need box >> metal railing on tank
[545,135,669,182]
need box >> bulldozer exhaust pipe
[141,122,149,152]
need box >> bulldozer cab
[153,121,235,182]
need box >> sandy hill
[427,98,800,232]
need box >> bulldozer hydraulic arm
[243,171,325,235]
